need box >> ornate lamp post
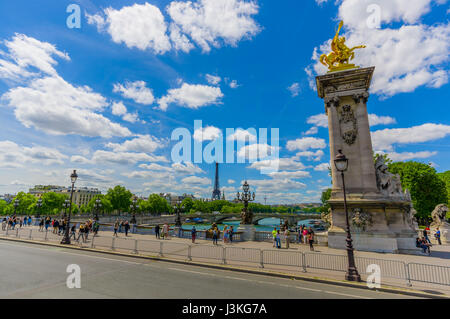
[62,199,70,218]
[13,199,19,216]
[94,198,102,221]
[173,205,184,227]
[236,181,255,224]
[36,198,42,218]
[61,170,78,245]
[130,197,138,224]
[334,150,361,282]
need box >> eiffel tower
[211,162,221,200]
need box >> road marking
[322,290,373,299]
[0,241,141,265]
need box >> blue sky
[0,0,449,204]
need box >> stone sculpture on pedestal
[315,21,420,254]
[430,204,450,243]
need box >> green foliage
[388,161,448,220]
[374,153,393,165]
[40,192,68,215]
[437,171,450,205]
[87,195,113,214]
[140,194,171,215]
[7,192,37,215]
[0,200,7,215]
[106,185,133,213]
[320,188,332,213]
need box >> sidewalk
[1,225,449,296]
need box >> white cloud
[314,163,330,172]
[368,114,396,126]
[3,76,131,138]
[246,178,306,193]
[0,141,68,167]
[181,176,211,185]
[268,170,310,179]
[88,3,171,54]
[228,179,235,184]
[237,143,278,160]
[167,0,261,52]
[248,157,308,171]
[157,83,223,111]
[113,80,155,105]
[122,112,139,123]
[106,135,165,153]
[307,114,328,128]
[70,155,91,164]
[309,0,450,96]
[91,150,168,165]
[385,151,438,161]
[111,101,127,116]
[171,162,205,175]
[371,123,450,152]
[193,126,222,142]
[286,137,326,151]
[304,126,318,135]
[229,80,239,88]
[0,33,69,79]
[169,23,195,53]
[295,150,324,162]
[287,82,300,97]
[226,128,257,142]
[205,74,221,85]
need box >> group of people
[113,219,132,237]
[416,227,442,255]
[153,223,170,239]
[1,215,33,231]
[272,225,315,251]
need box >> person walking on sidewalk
[212,228,218,245]
[308,227,315,251]
[423,228,432,245]
[163,223,169,239]
[113,219,119,237]
[155,224,160,239]
[302,227,308,245]
[69,224,76,240]
[272,227,277,247]
[124,220,130,237]
[284,228,290,249]
[229,226,234,243]
[191,226,197,243]
[276,230,281,249]
[435,227,442,245]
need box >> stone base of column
[237,224,256,241]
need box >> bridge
[72,212,321,226]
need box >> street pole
[61,170,77,245]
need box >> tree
[87,195,113,214]
[389,161,448,221]
[8,192,37,215]
[106,185,132,213]
[320,188,332,213]
[40,192,68,215]
[437,171,450,205]
[0,200,7,215]
[146,194,171,215]
[181,197,194,212]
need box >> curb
[1,236,448,299]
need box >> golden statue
[320,21,366,72]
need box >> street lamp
[173,205,184,227]
[94,198,102,221]
[63,199,70,218]
[236,181,255,224]
[130,197,138,224]
[61,170,77,245]
[334,149,361,282]
[36,198,42,218]
[13,199,19,216]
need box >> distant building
[28,185,101,207]
[159,193,195,206]
[0,194,15,203]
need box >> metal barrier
[0,228,449,287]
[407,263,450,286]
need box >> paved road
[0,241,421,299]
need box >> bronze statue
[320,21,366,72]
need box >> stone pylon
[316,67,419,254]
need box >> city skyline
[0,0,449,204]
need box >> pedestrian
[45,217,50,231]
[28,216,32,226]
[113,219,119,237]
[124,220,130,237]
[298,225,303,244]
[223,226,229,244]
[435,227,442,245]
[163,223,169,239]
[285,228,290,249]
[229,226,234,243]
[423,228,432,245]
[1,218,6,231]
[77,224,85,242]
[69,224,76,240]
[191,226,197,243]
[93,220,99,236]
[272,227,277,247]
[212,228,218,245]
[276,230,281,249]
[302,227,308,245]
[155,224,160,239]
[308,227,315,251]
[84,222,89,241]
[118,220,123,233]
